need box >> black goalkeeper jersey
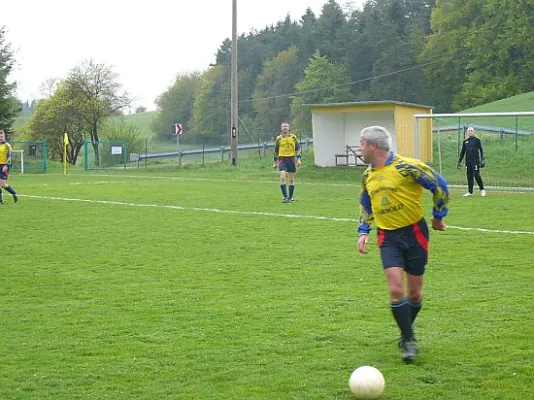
[458,136,484,165]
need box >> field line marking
[20,194,534,235]
[30,173,534,193]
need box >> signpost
[175,123,183,150]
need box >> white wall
[312,110,396,167]
[312,113,345,167]
[344,111,396,151]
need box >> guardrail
[131,139,314,167]
[433,124,533,136]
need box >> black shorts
[279,157,296,173]
[0,164,9,180]
[377,218,429,276]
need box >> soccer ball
[348,366,385,399]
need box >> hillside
[436,91,534,131]
[116,111,156,137]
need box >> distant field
[463,91,534,113]
[13,114,31,131]
[436,91,534,131]
[115,111,156,137]
[12,110,157,138]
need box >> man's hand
[431,218,447,231]
[457,163,462,169]
[2,165,8,173]
[272,162,278,169]
[357,234,369,254]
[480,159,486,168]
[297,159,302,167]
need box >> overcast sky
[2,0,365,110]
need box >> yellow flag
[63,131,69,175]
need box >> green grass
[115,111,156,137]
[0,164,532,399]
[430,132,534,188]
[463,91,534,113]
[436,91,534,131]
[13,114,32,131]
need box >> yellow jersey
[274,133,300,158]
[0,142,13,165]
[358,152,449,234]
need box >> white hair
[467,127,475,134]
[360,126,392,151]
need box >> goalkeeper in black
[457,126,486,197]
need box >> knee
[407,287,422,302]
[388,284,404,302]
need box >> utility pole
[230,0,238,165]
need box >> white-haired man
[457,127,486,197]
[357,126,449,362]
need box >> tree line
[0,0,533,159]
[151,0,534,140]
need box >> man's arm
[358,172,374,235]
[273,136,280,166]
[408,160,449,221]
[478,138,485,164]
[4,143,12,170]
[6,151,12,166]
[457,142,466,166]
[293,135,302,165]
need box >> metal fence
[131,134,313,168]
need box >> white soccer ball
[348,366,385,400]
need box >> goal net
[415,112,534,191]
[10,141,48,172]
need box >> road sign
[175,123,183,135]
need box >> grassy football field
[1,162,532,399]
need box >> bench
[335,145,366,166]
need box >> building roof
[302,100,434,110]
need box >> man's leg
[0,174,17,203]
[279,169,288,202]
[288,172,295,201]
[385,267,414,343]
[466,165,474,194]
[474,167,485,191]
[407,274,423,325]
[2,184,18,202]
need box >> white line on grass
[32,173,534,192]
[88,174,361,188]
[20,194,534,235]
[37,173,533,193]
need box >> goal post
[11,150,24,174]
[10,141,48,172]
[414,112,534,191]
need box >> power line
[237,60,440,103]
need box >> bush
[101,120,144,154]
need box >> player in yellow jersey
[273,122,301,202]
[356,126,449,362]
[0,130,18,204]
